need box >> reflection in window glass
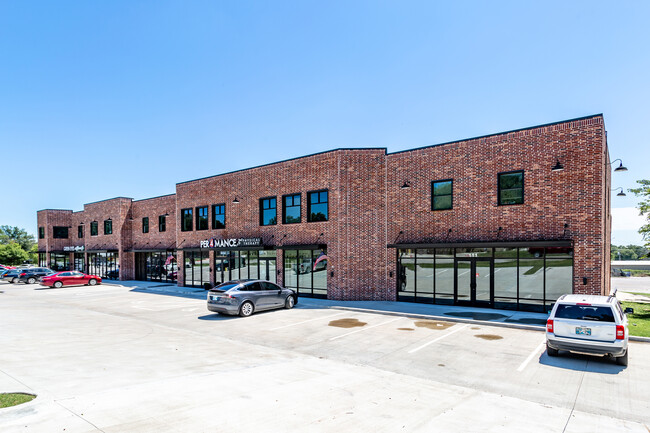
[519,253,544,312]
[260,197,277,226]
[431,180,453,211]
[498,171,524,205]
[284,250,298,289]
[248,251,259,280]
[398,250,416,302]
[545,258,573,303]
[494,258,518,310]
[283,194,301,224]
[415,249,434,300]
[308,190,328,222]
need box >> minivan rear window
[555,305,615,322]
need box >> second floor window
[53,226,68,239]
[196,206,208,231]
[283,194,301,224]
[181,208,193,232]
[90,221,98,236]
[431,180,453,211]
[38,227,44,239]
[212,204,225,229]
[498,171,524,205]
[142,217,149,234]
[260,197,277,226]
[308,190,328,222]
[104,219,112,235]
[78,225,84,238]
[159,215,166,232]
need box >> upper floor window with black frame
[142,217,149,234]
[212,204,225,229]
[498,171,524,205]
[181,208,193,232]
[38,227,44,239]
[196,206,208,231]
[431,180,453,211]
[90,221,98,236]
[159,215,166,232]
[308,190,328,222]
[260,197,277,226]
[283,193,301,224]
[53,226,68,239]
[104,219,112,235]
[78,225,84,239]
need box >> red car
[40,271,102,288]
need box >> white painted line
[329,317,402,341]
[408,324,469,354]
[271,312,347,331]
[517,340,546,372]
[458,270,469,276]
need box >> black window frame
[142,217,149,234]
[498,170,524,206]
[282,193,301,224]
[307,189,329,222]
[158,215,166,232]
[104,219,113,235]
[53,226,69,239]
[259,196,277,226]
[196,206,209,231]
[181,208,193,232]
[78,225,84,239]
[431,179,453,211]
[90,221,98,236]
[38,227,45,239]
[212,203,226,229]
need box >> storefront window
[435,248,454,304]
[50,253,70,271]
[136,251,177,283]
[88,252,119,279]
[283,248,327,298]
[74,253,85,272]
[38,252,47,267]
[308,190,328,222]
[184,250,209,288]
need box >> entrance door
[259,258,277,283]
[455,258,493,306]
[214,258,229,284]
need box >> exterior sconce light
[608,159,628,172]
[400,181,411,189]
[107,218,112,222]
[79,222,84,225]
[163,212,170,216]
[613,187,626,197]
[551,159,564,172]
[233,197,240,204]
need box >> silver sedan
[207,279,298,317]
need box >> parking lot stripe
[328,317,402,341]
[270,312,347,331]
[517,340,546,372]
[407,324,469,354]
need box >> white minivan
[546,293,633,366]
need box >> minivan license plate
[575,327,591,336]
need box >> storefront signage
[200,237,262,249]
[63,246,85,252]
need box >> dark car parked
[17,268,56,284]
[1,269,23,283]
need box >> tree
[0,242,29,266]
[630,180,650,248]
[0,226,36,251]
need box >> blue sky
[1,1,648,245]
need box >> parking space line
[517,340,546,372]
[407,324,469,354]
[270,312,347,331]
[329,317,402,341]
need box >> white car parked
[546,292,633,366]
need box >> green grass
[621,301,650,337]
[628,292,650,299]
[621,269,650,277]
[0,393,36,408]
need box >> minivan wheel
[239,301,254,317]
[616,350,628,366]
[285,295,295,309]
[27,277,36,284]
[546,343,559,357]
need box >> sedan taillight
[616,325,625,340]
[20,273,26,277]
[546,319,554,333]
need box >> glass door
[214,258,229,285]
[455,258,493,306]
[260,258,276,283]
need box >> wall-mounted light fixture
[232,197,240,204]
[496,227,503,238]
[79,221,84,225]
[551,158,564,172]
[400,181,411,189]
[608,158,628,172]
[163,212,169,217]
[613,187,626,197]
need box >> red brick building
[37,114,614,312]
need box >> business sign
[63,246,85,252]
[200,237,262,249]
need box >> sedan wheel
[27,277,36,284]
[284,295,295,309]
[53,281,63,288]
[88,279,97,286]
[11,277,18,284]
[239,301,254,317]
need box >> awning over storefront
[387,240,572,249]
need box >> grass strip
[621,301,650,338]
[0,393,36,408]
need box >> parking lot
[1,282,649,432]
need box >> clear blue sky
[1,1,648,245]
